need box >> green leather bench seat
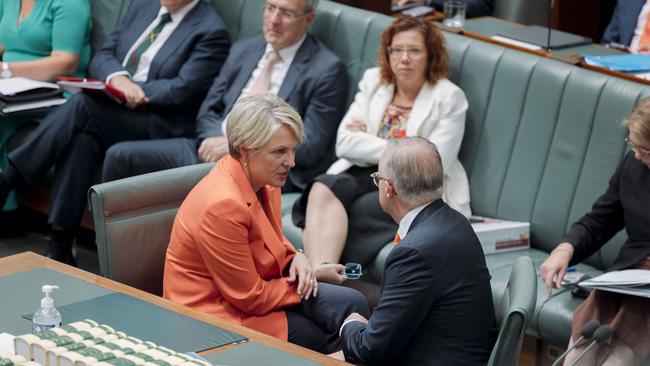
[86,0,650,349]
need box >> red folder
[57,77,126,104]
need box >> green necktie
[125,13,173,75]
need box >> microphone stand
[547,0,556,51]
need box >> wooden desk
[0,252,348,365]
[448,17,650,86]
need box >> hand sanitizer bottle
[32,285,62,333]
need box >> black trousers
[8,93,168,229]
[286,283,369,354]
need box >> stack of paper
[579,269,650,298]
[0,77,65,115]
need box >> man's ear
[386,181,397,199]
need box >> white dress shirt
[106,0,200,83]
[221,35,307,135]
[629,0,650,53]
[240,34,307,98]
[395,201,432,242]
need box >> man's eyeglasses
[625,137,650,156]
[370,172,390,187]
[262,3,310,20]
[388,46,424,59]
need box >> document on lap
[0,77,65,115]
[57,77,127,105]
[579,269,650,298]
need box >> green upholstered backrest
[488,256,537,366]
[89,0,132,53]
[444,32,650,269]
[89,163,215,294]
[87,1,648,272]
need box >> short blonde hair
[624,96,650,143]
[226,94,304,157]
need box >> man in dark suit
[101,0,347,192]
[338,137,497,365]
[0,0,230,264]
[602,0,649,53]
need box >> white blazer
[327,68,471,217]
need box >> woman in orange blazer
[163,94,369,354]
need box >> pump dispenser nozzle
[41,285,60,308]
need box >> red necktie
[394,233,401,246]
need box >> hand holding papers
[57,78,126,105]
[579,269,650,298]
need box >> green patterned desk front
[23,293,246,353]
[203,341,320,366]
[0,268,112,334]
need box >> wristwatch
[1,62,12,79]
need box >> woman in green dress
[0,0,91,211]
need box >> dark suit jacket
[194,34,347,189]
[341,200,497,365]
[565,152,650,271]
[88,0,230,139]
[602,0,646,47]
[428,0,493,17]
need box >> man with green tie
[0,0,230,265]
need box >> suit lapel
[122,2,160,61]
[223,157,286,274]
[148,2,203,79]
[231,38,267,100]
[278,35,316,100]
[406,82,434,136]
[368,84,393,135]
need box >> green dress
[0,0,91,210]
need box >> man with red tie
[338,137,497,365]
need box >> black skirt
[291,166,378,228]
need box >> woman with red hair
[293,17,471,280]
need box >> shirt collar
[160,0,200,23]
[264,34,307,66]
[396,202,432,242]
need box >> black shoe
[0,168,14,209]
[48,229,77,267]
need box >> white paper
[579,270,650,298]
[2,97,66,114]
[580,269,650,286]
[491,35,544,51]
[0,77,59,96]
[0,332,15,353]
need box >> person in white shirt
[101,0,348,195]
[292,17,470,283]
[0,0,230,265]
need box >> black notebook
[496,25,592,50]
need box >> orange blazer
[163,157,301,340]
